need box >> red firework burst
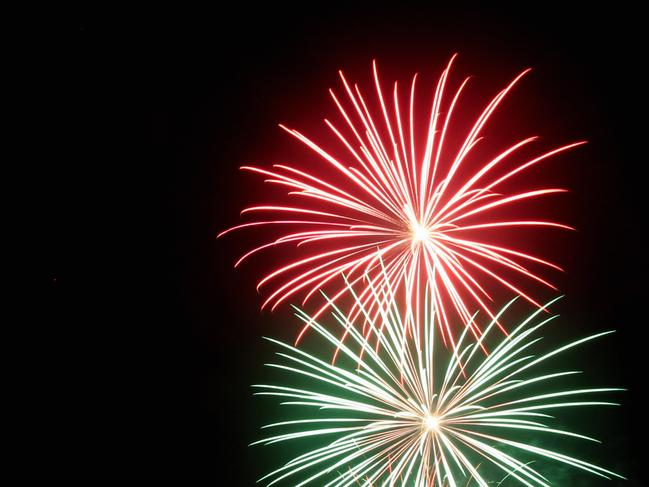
[220,55,582,348]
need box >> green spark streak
[252,289,624,486]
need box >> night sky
[69,5,646,485]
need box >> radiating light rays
[252,291,623,486]
[220,55,583,347]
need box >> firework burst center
[423,413,440,434]
[410,221,432,245]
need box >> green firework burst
[252,285,624,486]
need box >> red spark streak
[219,55,582,349]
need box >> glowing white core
[412,223,429,243]
[424,414,439,432]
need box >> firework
[252,286,623,486]
[219,55,582,346]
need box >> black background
[67,4,647,485]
